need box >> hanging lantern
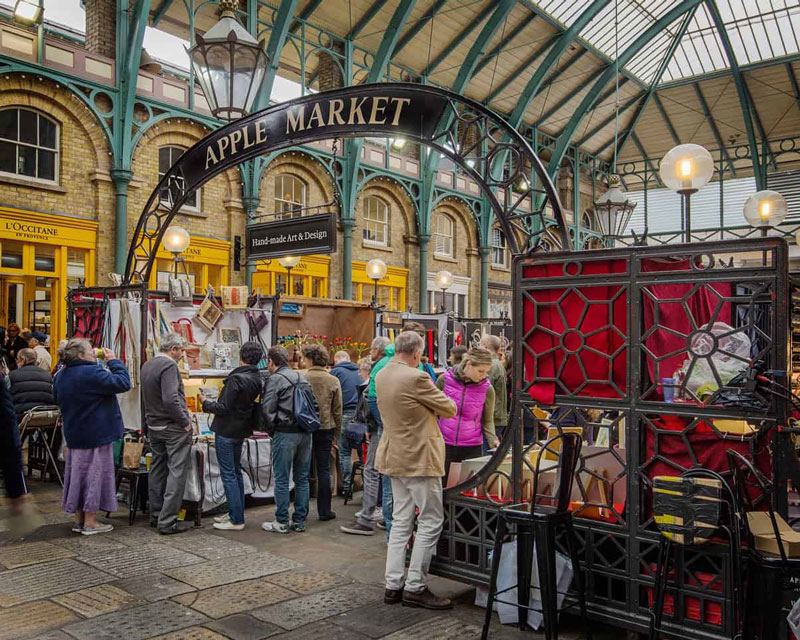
[593,174,637,238]
[187,0,269,121]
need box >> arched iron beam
[473,14,537,77]
[615,6,698,157]
[506,0,609,131]
[123,83,569,284]
[393,0,447,58]
[254,0,301,109]
[547,0,704,179]
[151,0,174,27]
[529,50,593,127]
[787,62,800,109]
[421,1,496,77]
[705,0,764,189]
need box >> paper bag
[122,440,144,469]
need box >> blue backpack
[277,372,321,433]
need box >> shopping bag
[122,439,144,469]
[172,318,194,343]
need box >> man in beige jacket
[375,331,457,610]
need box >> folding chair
[18,405,63,487]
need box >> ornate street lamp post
[659,144,715,243]
[278,255,301,296]
[187,0,269,121]
[366,259,387,305]
[435,270,452,313]
[162,226,191,277]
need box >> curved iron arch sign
[125,83,570,284]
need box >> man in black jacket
[260,345,314,534]
[200,341,263,531]
[10,348,55,421]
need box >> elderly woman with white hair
[54,339,131,535]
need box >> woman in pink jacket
[435,347,498,481]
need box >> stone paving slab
[0,600,77,640]
[205,614,283,640]
[270,622,371,640]
[0,541,75,569]
[0,558,114,606]
[113,574,197,602]
[165,552,302,590]
[330,602,438,638]
[380,616,483,639]
[52,584,143,618]
[264,569,351,595]
[51,535,127,555]
[78,543,205,579]
[62,600,209,640]
[251,583,384,631]
[102,526,167,546]
[161,532,258,560]
[26,631,73,640]
[172,577,296,618]
[150,628,229,640]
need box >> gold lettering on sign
[242,126,255,150]
[255,120,268,144]
[348,97,368,125]
[307,102,325,129]
[205,145,219,170]
[229,129,243,154]
[286,106,305,134]
[369,96,388,125]
[328,99,345,125]
[389,97,411,126]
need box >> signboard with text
[246,212,336,259]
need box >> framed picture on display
[220,327,242,345]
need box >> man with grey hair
[341,335,394,536]
[141,333,193,534]
[480,334,508,439]
[375,330,457,609]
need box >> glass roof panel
[529,0,800,85]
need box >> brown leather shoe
[402,587,453,610]
[384,587,403,604]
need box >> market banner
[246,212,336,258]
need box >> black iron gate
[433,237,790,640]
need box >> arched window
[581,211,593,231]
[274,174,306,219]
[491,227,508,268]
[433,212,454,257]
[0,108,59,183]
[363,195,389,246]
[159,146,199,209]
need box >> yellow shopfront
[137,235,230,294]
[0,207,97,353]
[252,255,330,298]
[351,260,407,311]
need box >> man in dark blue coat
[330,350,363,496]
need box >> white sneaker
[355,509,382,522]
[261,520,289,534]
[213,521,244,531]
[213,513,231,524]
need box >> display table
[183,436,279,513]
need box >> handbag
[194,295,223,333]
[222,286,248,310]
[172,318,194,343]
[169,277,193,306]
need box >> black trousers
[312,429,335,517]
[0,417,25,499]
[444,444,483,485]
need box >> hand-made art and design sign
[246,212,336,258]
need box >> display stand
[276,297,376,365]
[455,317,512,351]
[432,238,792,640]
[66,285,279,510]
[399,312,451,369]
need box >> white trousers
[385,476,444,593]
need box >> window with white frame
[159,146,199,209]
[0,108,58,183]
[491,227,509,268]
[433,212,454,257]
[274,174,306,219]
[363,195,389,246]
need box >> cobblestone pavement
[0,482,620,640]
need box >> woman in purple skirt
[54,339,131,535]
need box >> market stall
[67,284,279,509]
